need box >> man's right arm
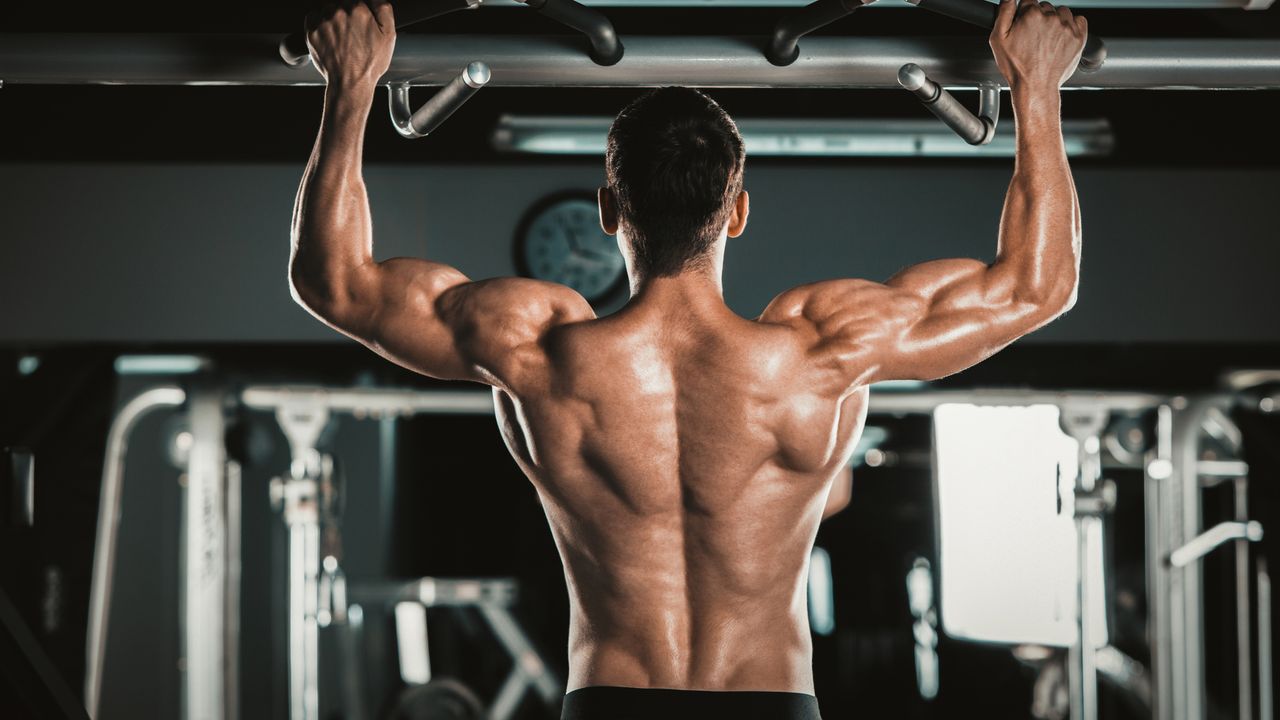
[762,0,1087,385]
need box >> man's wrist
[1010,85,1062,128]
[322,81,377,129]
[324,79,378,109]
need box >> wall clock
[515,193,627,303]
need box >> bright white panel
[933,403,1105,647]
[395,602,433,685]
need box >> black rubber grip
[279,0,476,67]
[523,0,624,66]
[913,0,1106,73]
[766,0,862,67]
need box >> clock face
[517,196,626,302]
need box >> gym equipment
[85,387,188,719]
[278,0,624,139]
[766,0,864,67]
[389,62,490,139]
[388,678,485,720]
[242,386,560,720]
[1,34,1274,88]
[85,376,1276,720]
[898,63,1000,145]
[278,0,484,67]
[907,0,1107,72]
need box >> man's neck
[628,271,726,311]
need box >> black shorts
[561,686,823,720]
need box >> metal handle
[519,0,623,66]
[766,0,863,67]
[898,63,1000,146]
[388,61,490,139]
[1168,520,1264,568]
[906,0,1107,73]
[279,0,482,67]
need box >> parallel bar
[2,35,1280,89]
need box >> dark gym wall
[1,162,1276,344]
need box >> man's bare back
[496,284,868,691]
[290,0,1087,709]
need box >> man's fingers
[1056,6,1074,25]
[993,0,1018,37]
[1076,14,1088,35]
[1038,1,1057,14]
[369,0,395,32]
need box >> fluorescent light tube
[493,115,1114,158]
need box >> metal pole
[1147,404,1175,720]
[242,385,1169,418]
[1260,557,1273,720]
[85,386,186,719]
[2,35,1280,89]
[1235,475,1254,720]
[183,389,229,720]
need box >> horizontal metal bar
[242,384,1171,418]
[242,385,495,416]
[348,577,518,607]
[1197,459,1249,481]
[2,35,1279,89]
[1169,520,1264,568]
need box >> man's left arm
[289,1,592,388]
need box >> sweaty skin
[291,0,1085,695]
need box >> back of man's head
[606,87,746,277]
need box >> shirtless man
[290,0,1085,716]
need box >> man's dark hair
[605,87,746,277]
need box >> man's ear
[727,189,750,239]
[598,187,619,236]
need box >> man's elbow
[1036,270,1079,319]
[289,261,360,326]
[1013,269,1078,322]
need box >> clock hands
[560,216,619,265]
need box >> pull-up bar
[2,34,1277,89]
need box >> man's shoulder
[757,279,889,328]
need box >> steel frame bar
[85,386,186,719]
[3,35,1280,89]
[241,384,1169,417]
[183,389,231,720]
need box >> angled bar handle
[1168,520,1264,568]
[906,0,1106,73]
[388,61,490,139]
[766,0,865,67]
[898,63,1000,146]
[519,0,623,66]
[280,0,483,67]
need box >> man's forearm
[992,86,1081,308]
[290,82,379,310]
